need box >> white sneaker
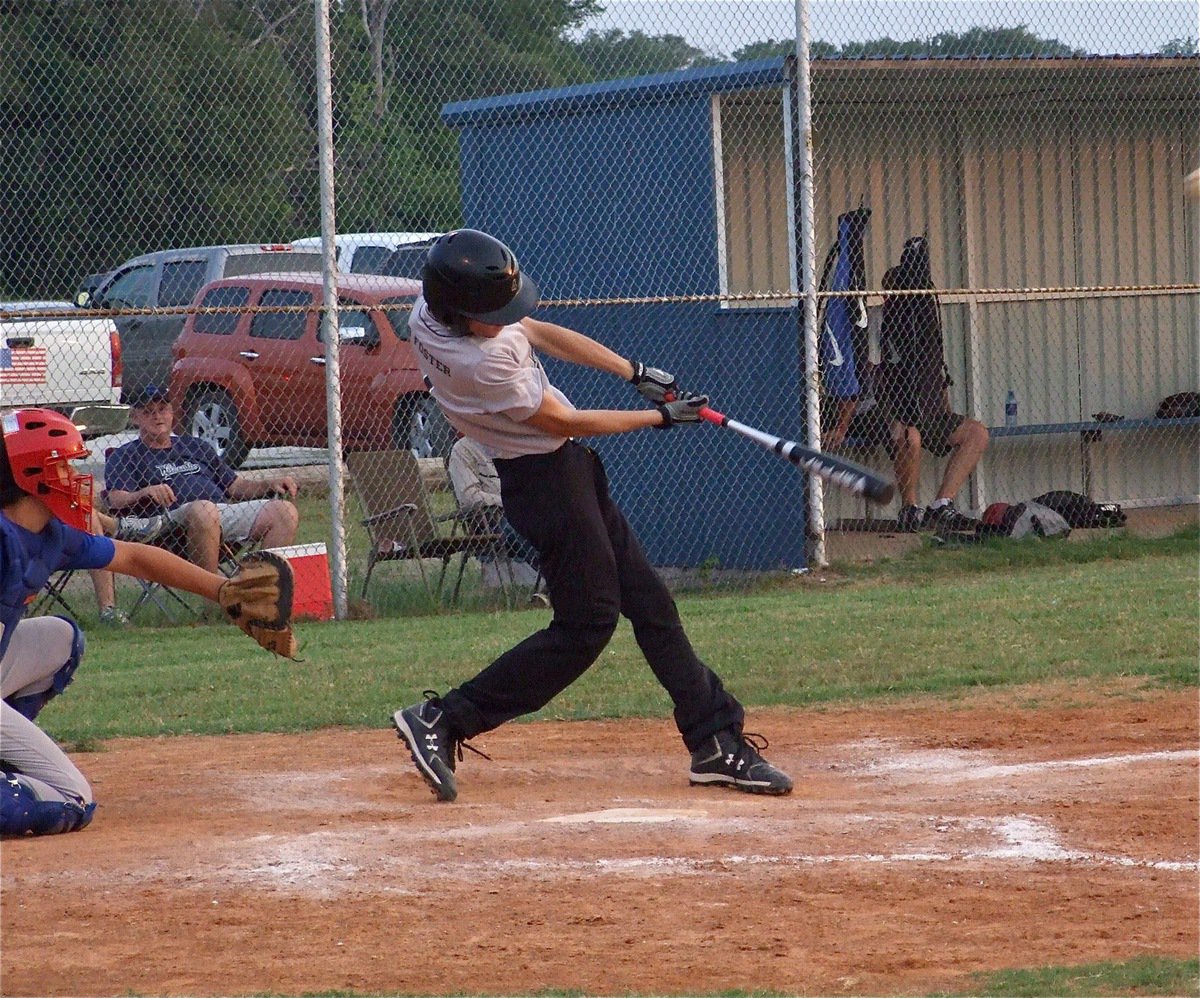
[116,514,169,543]
[99,606,129,626]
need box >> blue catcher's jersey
[0,515,114,658]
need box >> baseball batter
[390,228,792,802]
[1,409,294,837]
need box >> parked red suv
[170,272,450,467]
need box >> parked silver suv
[75,243,322,402]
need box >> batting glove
[629,360,678,404]
[655,391,709,428]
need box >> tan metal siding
[717,76,1198,514]
[718,92,792,306]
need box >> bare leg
[248,500,299,549]
[177,500,222,573]
[936,418,989,502]
[891,423,922,507]
[88,511,119,616]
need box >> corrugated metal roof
[442,53,1197,124]
[446,52,1195,124]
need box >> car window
[378,243,433,279]
[379,296,413,340]
[251,289,313,341]
[348,246,393,274]
[101,265,155,308]
[331,308,379,346]
[224,252,323,277]
[159,260,208,307]
[194,285,250,335]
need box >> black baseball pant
[439,439,744,752]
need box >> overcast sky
[573,2,1198,57]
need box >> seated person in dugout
[870,239,989,532]
[821,234,987,533]
[103,385,299,573]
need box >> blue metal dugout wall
[442,62,807,572]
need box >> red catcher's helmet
[1,409,94,531]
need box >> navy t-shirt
[1,515,115,659]
[104,436,238,517]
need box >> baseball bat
[698,406,895,505]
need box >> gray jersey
[408,298,573,459]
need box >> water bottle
[1004,389,1018,428]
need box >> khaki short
[166,499,271,544]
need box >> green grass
[178,954,1200,996]
[950,955,1200,996]
[44,529,1198,743]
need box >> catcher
[0,409,295,838]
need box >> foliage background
[3,0,1192,298]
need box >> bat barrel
[707,408,894,506]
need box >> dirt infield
[2,681,1196,997]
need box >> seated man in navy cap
[103,385,299,573]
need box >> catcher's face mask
[2,409,95,531]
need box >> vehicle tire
[394,394,455,459]
[185,388,250,468]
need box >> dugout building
[442,55,1198,570]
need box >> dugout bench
[986,415,1200,498]
[831,414,1200,530]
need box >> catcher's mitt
[218,551,297,657]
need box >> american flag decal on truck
[0,346,48,384]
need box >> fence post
[312,0,349,620]
[793,0,827,567]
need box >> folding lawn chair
[29,570,82,619]
[345,449,512,608]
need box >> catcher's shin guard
[5,617,85,722]
[0,772,95,836]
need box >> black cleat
[689,729,793,796]
[391,691,458,802]
[924,502,978,533]
[896,504,925,533]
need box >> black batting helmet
[422,229,539,325]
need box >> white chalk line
[853,745,1197,781]
[12,745,1186,895]
[209,808,1197,896]
[208,745,1199,891]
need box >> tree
[329,0,602,231]
[728,25,1080,62]
[0,0,310,297]
[1159,36,1198,55]
[574,28,710,78]
[358,0,396,119]
[731,38,840,61]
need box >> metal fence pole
[794,0,827,567]
[313,0,348,619]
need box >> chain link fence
[2,0,1196,619]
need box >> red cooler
[264,542,334,621]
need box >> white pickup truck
[0,300,128,436]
